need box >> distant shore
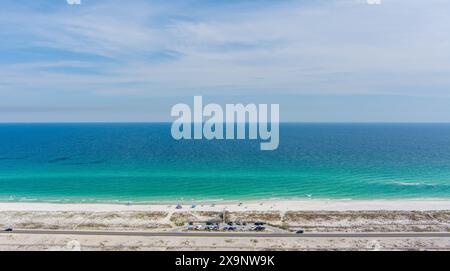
[1,199,449,212]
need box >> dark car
[254,221,265,226]
[296,229,304,234]
[227,221,233,226]
[4,227,13,232]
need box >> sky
[0,0,450,122]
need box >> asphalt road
[4,230,450,238]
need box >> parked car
[224,226,236,231]
[253,226,265,231]
[254,221,265,226]
[4,227,13,232]
[296,229,304,234]
[194,225,203,230]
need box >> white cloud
[367,0,382,5]
[1,0,450,98]
[67,0,81,5]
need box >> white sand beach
[1,199,449,212]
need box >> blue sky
[1,0,450,122]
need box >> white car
[194,225,203,230]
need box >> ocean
[0,123,449,203]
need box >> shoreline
[1,199,449,212]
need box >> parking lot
[185,221,272,232]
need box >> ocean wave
[63,159,106,166]
[394,182,438,187]
[0,156,27,161]
[48,157,70,163]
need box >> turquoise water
[0,123,450,203]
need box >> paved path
[4,230,450,238]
